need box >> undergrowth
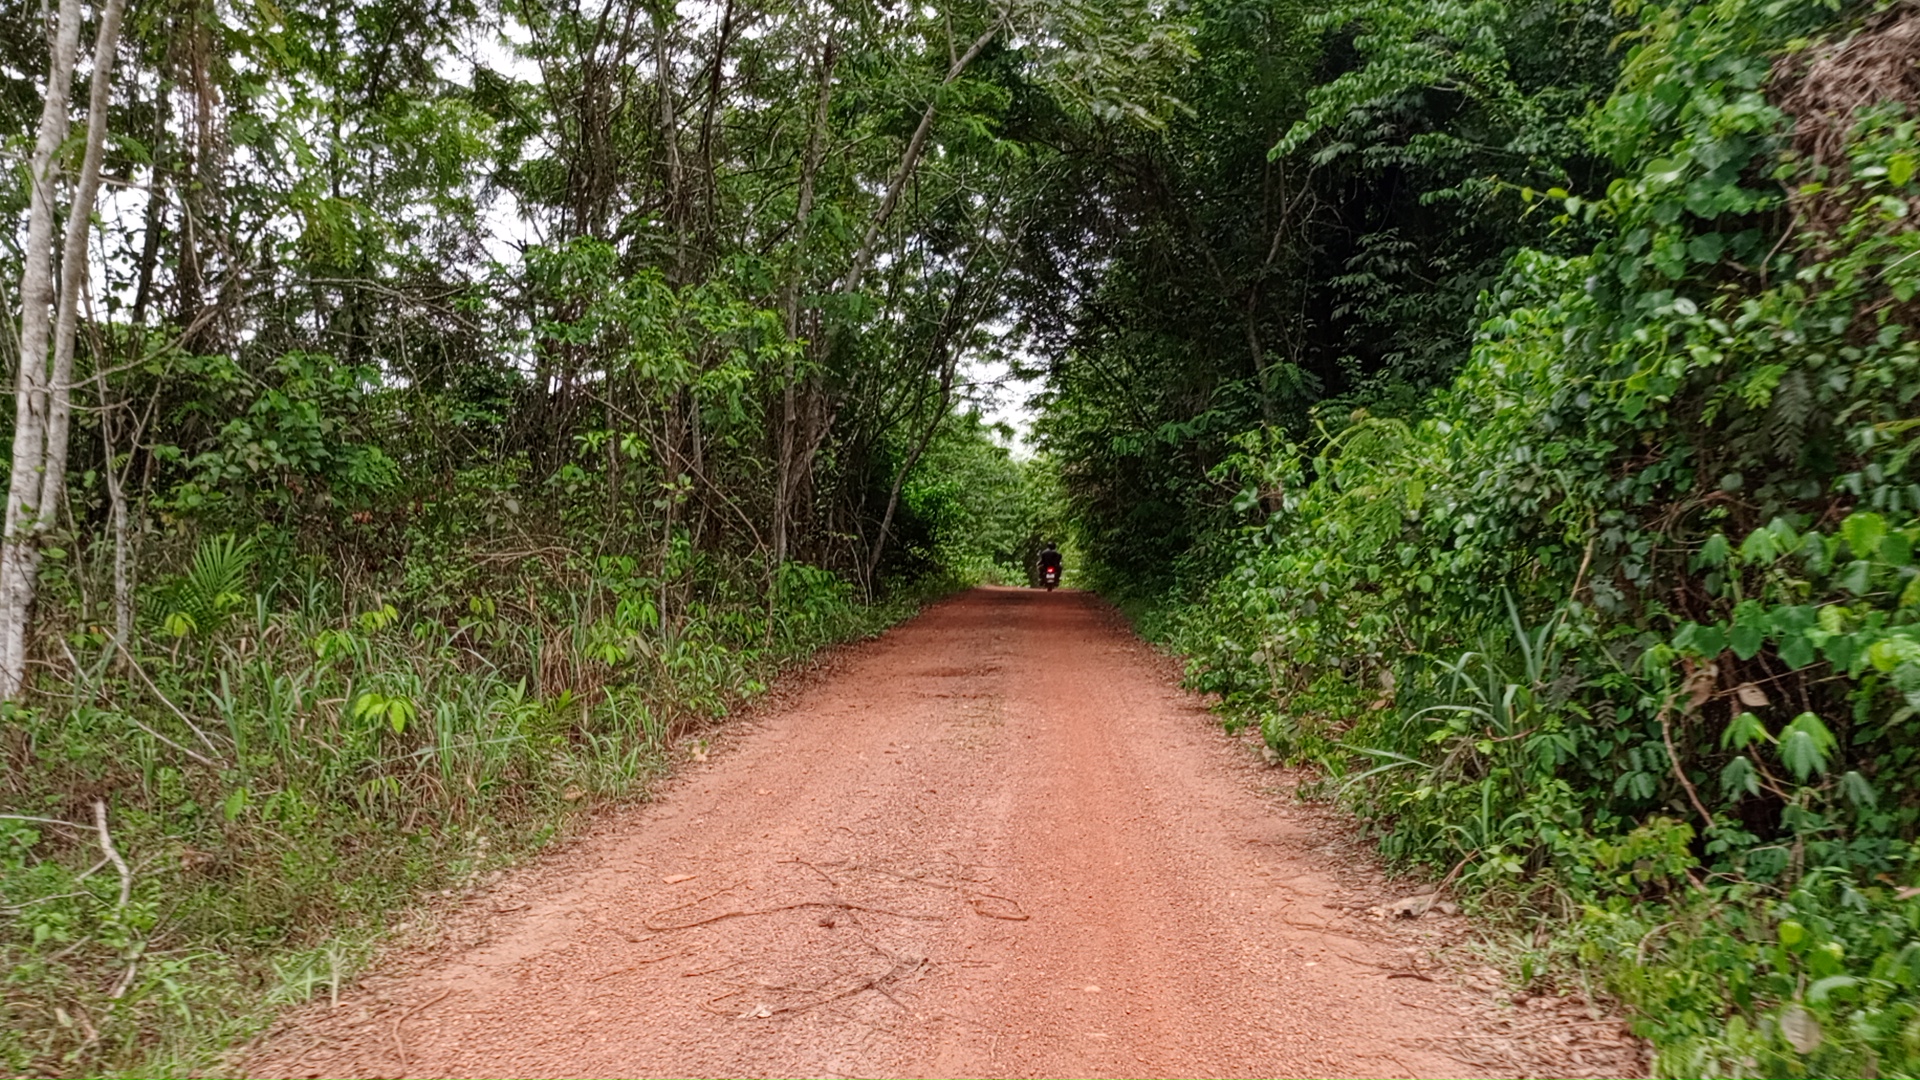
[0,536,943,1077]
[1112,2,1920,1075]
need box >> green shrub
[1133,1,1920,1074]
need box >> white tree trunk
[0,0,130,700]
[43,0,130,523]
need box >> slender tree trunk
[99,392,134,663]
[0,0,130,699]
[44,0,129,533]
[772,38,837,572]
[653,8,686,281]
[131,78,170,327]
[0,0,86,699]
[867,352,957,588]
[773,17,995,584]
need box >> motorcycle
[1040,564,1061,591]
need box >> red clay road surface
[244,587,1640,1079]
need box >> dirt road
[246,588,1637,1079]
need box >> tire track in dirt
[243,587,1633,1078]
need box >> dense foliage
[1039,0,1920,1074]
[0,0,1116,1072]
[1027,0,1620,590]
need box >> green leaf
[1868,635,1920,673]
[1801,532,1833,575]
[1730,621,1764,661]
[1687,232,1726,263]
[1824,631,1861,672]
[1739,527,1779,563]
[1698,533,1731,568]
[1840,560,1872,595]
[1767,516,1801,549]
[1685,623,1728,656]
[1840,770,1878,808]
[1722,712,1769,750]
[1778,712,1836,781]
[1778,919,1806,948]
[1884,531,1913,567]
[1720,754,1760,797]
[1903,574,1920,608]
[1808,974,1859,1005]
[1779,633,1816,669]
[1842,511,1888,558]
[1891,152,1916,188]
[1645,157,1685,184]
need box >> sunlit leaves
[1842,511,1888,559]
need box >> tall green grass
[0,540,935,1076]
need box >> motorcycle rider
[1038,542,1063,585]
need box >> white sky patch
[964,346,1042,457]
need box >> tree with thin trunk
[0,0,131,700]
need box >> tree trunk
[0,0,130,699]
[100,396,134,664]
[130,77,170,327]
[654,8,687,281]
[866,352,958,588]
[772,37,837,573]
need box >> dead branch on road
[645,899,942,932]
[390,988,450,1074]
[589,947,692,981]
[814,859,1029,920]
[962,890,1029,920]
[717,955,929,1020]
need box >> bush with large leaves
[1097,0,1920,1072]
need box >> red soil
[242,587,1640,1079]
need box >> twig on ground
[1435,853,1476,895]
[391,988,451,1073]
[108,958,139,999]
[91,799,131,910]
[0,813,89,830]
[778,856,840,887]
[0,891,90,914]
[588,948,691,981]
[650,883,740,918]
[646,899,940,932]
[753,956,928,1019]
[829,860,1027,919]
[962,890,1029,921]
[683,958,747,978]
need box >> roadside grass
[0,547,948,1078]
